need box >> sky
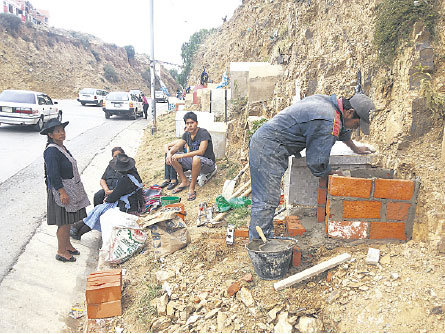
[30,0,242,67]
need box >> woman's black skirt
[47,190,87,226]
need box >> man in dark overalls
[248,93,375,239]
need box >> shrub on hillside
[91,49,101,62]
[0,13,22,38]
[374,0,438,66]
[104,64,119,83]
[124,45,135,60]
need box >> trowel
[256,226,295,252]
[222,163,249,199]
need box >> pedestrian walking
[142,93,149,119]
[41,119,90,262]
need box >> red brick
[326,271,333,282]
[326,199,331,218]
[327,220,369,239]
[292,246,302,267]
[227,281,241,297]
[369,222,406,240]
[86,281,121,304]
[317,205,326,223]
[374,179,415,200]
[317,187,327,205]
[234,228,249,238]
[87,300,122,319]
[319,176,328,188]
[386,202,411,221]
[329,175,372,198]
[285,216,306,236]
[342,200,381,219]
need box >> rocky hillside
[0,18,178,98]
[189,0,445,244]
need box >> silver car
[78,88,108,106]
[0,90,62,131]
[103,91,143,120]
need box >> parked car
[129,89,143,102]
[0,90,62,131]
[78,88,108,106]
[103,91,143,119]
[155,90,168,103]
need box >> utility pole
[149,0,156,134]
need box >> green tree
[177,28,214,87]
[124,45,135,60]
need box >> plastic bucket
[246,239,295,280]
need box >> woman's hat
[109,153,136,172]
[40,118,69,135]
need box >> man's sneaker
[198,166,218,187]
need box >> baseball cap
[349,93,375,135]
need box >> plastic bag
[216,195,251,213]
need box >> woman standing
[41,119,90,262]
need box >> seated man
[167,111,216,201]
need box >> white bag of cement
[100,208,147,264]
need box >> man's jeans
[248,133,289,240]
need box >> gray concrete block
[285,153,372,207]
[350,168,394,179]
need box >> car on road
[103,91,143,119]
[0,90,62,131]
[155,90,168,103]
[78,88,108,106]
[129,89,143,102]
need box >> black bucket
[246,238,295,280]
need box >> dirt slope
[189,0,445,243]
[0,23,178,98]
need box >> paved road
[0,100,167,281]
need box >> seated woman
[94,146,125,207]
[70,153,145,240]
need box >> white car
[0,90,62,131]
[155,90,168,103]
[103,91,143,119]
[78,88,108,106]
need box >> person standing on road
[41,119,90,262]
[248,93,375,240]
[142,93,149,119]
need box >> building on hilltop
[2,0,49,25]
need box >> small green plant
[248,118,268,140]
[374,0,438,66]
[91,49,100,62]
[413,65,445,118]
[104,64,119,83]
[226,206,251,228]
[135,282,162,323]
[124,45,135,60]
[0,13,22,38]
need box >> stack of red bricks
[284,216,305,267]
[86,269,122,319]
[321,175,419,241]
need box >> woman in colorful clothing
[70,153,145,240]
[42,119,90,262]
